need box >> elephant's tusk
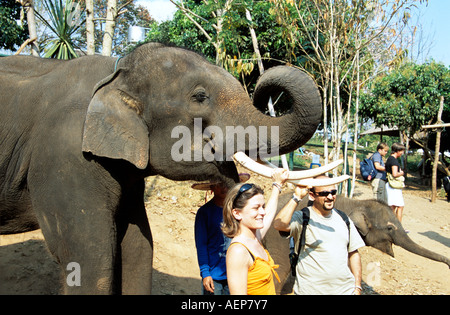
[289,175,350,187]
[258,158,279,169]
[233,152,343,180]
[288,159,343,180]
[260,157,343,180]
[233,152,276,178]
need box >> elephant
[263,194,450,294]
[0,42,322,294]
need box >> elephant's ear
[349,211,371,236]
[82,72,149,170]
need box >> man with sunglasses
[274,176,365,295]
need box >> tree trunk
[86,0,95,55]
[214,9,224,66]
[102,0,117,56]
[21,0,39,56]
[431,96,444,202]
[351,51,361,198]
[245,8,264,75]
[404,131,409,178]
[214,1,234,66]
[322,83,329,166]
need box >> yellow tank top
[229,242,280,295]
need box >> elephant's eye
[193,90,209,103]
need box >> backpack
[289,207,350,277]
[360,155,378,181]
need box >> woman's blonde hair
[221,183,264,238]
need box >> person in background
[385,142,407,223]
[371,142,389,202]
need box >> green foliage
[360,61,450,135]
[0,0,28,50]
[146,2,215,59]
[35,0,85,59]
[145,0,290,84]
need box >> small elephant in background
[264,194,450,293]
[0,43,322,294]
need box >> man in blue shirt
[194,182,230,295]
[371,142,388,202]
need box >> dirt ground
[1,166,449,295]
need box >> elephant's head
[82,43,322,186]
[343,198,450,268]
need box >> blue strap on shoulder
[114,56,122,72]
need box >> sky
[416,0,450,66]
[136,0,178,22]
[137,0,450,67]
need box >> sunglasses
[233,183,255,207]
[314,189,337,197]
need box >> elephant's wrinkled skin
[264,194,450,294]
[0,43,322,294]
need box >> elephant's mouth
[211,159,240,187]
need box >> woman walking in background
[385,143,407,223]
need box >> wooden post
[431,96,444,203]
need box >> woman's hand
[271,168,288,187]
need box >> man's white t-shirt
[289,207,365,295]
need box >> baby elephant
[264,193,450,292]
[333,196,449,267]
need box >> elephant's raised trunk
[393,231,450,268]
[224,66,322,159]
[253,66,322,155]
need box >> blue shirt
[372,152,387,180]
[194,199,230,280]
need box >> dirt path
[1,170,449,295]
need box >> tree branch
[170,0,213,42]
[14,37,37,55]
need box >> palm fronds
[35,0,85,59]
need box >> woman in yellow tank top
[227,242,280,294]
[222,169,287,295]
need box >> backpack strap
[290,207,310,276]
[334,209,350,249]
[334,209,350,229]
[298,207,310,257]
